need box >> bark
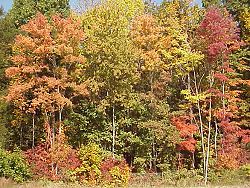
[188,74,195,169]
[193,69,206,175]
[20,126,23,148]
[222,68,226,118]
[214,119,218,160]
[32,113,35,149]
[112,106,115,158]
[205,73,213,185]
[58,108,63,136]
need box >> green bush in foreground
[0,148,31,182]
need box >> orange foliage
[172,116,198,153]
[6,12,88,148]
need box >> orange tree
[5,13,87,177]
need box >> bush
[209,167,250,185]
[162,168,203,186]
[25,142,80,181]
[70,143,104,185]
[0,148,31,182]
[241,164,250,178]
[101,157,131,187]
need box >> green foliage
[162,168,204,186]
[0,12,18,145]
[209,168,250,185]
[80,0,142,107]
[202,0,222,8]
[0,148,31,182]
[241,164,250,178]
[64,101,110,148]
[0,102,8,148]
[8,0,70,26]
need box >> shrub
[209,168,249,186]
[100,157,131,187]
[241,164,250,178]
[69,143,104,185]
[161,168,203,186]
[0,148,31,182]
[25,142,80,181]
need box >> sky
[0,0,202,13]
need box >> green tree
[79,0,144,157]
[202,0,222,7]
[0,8,19,149]
[8,0,70,26]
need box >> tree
[0,7,19,149]
[79,0,144,157]
[0,0,71,150]
[8,0,70,26]
[5,13,87,148]
[157,0,204,170]
[131,13,175,171]
[194,6,243,183]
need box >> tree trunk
[112,106,115,158]
[188,74,196,169]
[152,137,156,172]
[214,119,218,160]
[193,69,206,175]
[58,108,63,136]
[32,113,35,149]
[44,111,52,148]
[205,93,212,185]
[20,126,23,148]
[205,72,214,185]
[192,152,195,169]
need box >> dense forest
[0,0,249,187]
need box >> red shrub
[100,157,131,186]
[25,143,80,181]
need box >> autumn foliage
[100,157,131,187]
[172,116,198,153]
[1,0,250,185]
[25,134,80,180]
[5,12,88,147]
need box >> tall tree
[5,13,87,148]
[79,0,144,157]
[194,6,244,183]
[131,13,175,171]
[157,0,204,170]
[0,0,71,150]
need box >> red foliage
[100,157,131,183]
[172,116,198,153]
[214,72,229,82]
[216,119,250,169]
[197,7,240,63]
[25,143,80,181]
[177,138,197,153]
